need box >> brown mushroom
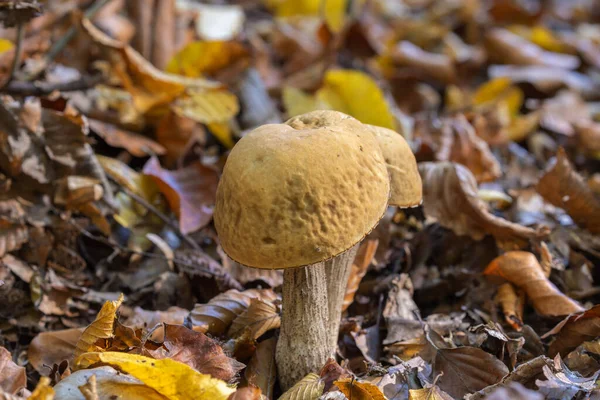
[214,111,390,389]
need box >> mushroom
[214,111,390,389]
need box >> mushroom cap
[214,111,390,269]
[366,124,422,208]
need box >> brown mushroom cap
[214,111,390,269]
[366,124,423,208]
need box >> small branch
[1,74,103,96]
[24,0,112,81]
[1,21,25,89]
[117,184,201,251]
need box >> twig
[116,184,201,251]
[1,74,103,96]
[24,0,112,81]
[1,20,25,89]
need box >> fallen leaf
[172,89,239,125]
[53,366,167,400]
[122,306,189,329]
[265,0,353,33]
[544,305,600,357]
[536,148,600,234]
[382,275,421,344]
[279,373,324,400]
[390,41,457,84]
[227,387,262,400]
[149,324,244,381]
[143,157,218,234]
[244,338,276,399]
[74,352,235,400]
[482,382,543,400]
[0,347,26,395]
[189,289,277,335]
[418,162,545,242]
[335,378,387,400]
[343,239,378,312]
[535,355,599,400]
[165,41,249,78]
[319,359,351,392]
[485,252,583,317]
[28,377,54,400]
[227,298,280,339]
[74,294,124,358]
[426,330,509,399]
[28,328,83,375]
[494,283,525,331]
[89,119,166,157]
[409,385,453,400]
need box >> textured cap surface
[367,124,422,207]
[214,111,390,269]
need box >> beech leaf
[335,379,387,400]
[244,337,276,400]
[227,298,280,339]
[543,305,600,357]
[28,328,83,375]
[343,239,378,312]
[418,162,545,241]
[484,252,584,317]
[409,386,453,400]
[0,347,26,395]
[74,294,124,358]
[279,373,324,400]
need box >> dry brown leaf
[319,359,351,392]
[485,28,579,69]
[418,162,545,242]
[28,328,83,375]
[279,373,324,400]
[122,306,189,329]
[335,378,387,400]
[227,298,280,339]
[409,386,453,400]
[483,382,543,400]
[427,332,509,399]
[391,41,457,84]
[143,157,218,234]
[543,305,600,358]
[343,239,378,312]
[536,148,600,234]
[89,119,166,157]
[74,294,124,358]
[0,347,26,395]
[485,252,584,317]
[245,338,276,400]
[228,387,262,400]
[189,289,277,335]
[148,324,244,381]
[495,283,525,331]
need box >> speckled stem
[276,263,332,390]
[325,243,359,353]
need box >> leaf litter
[0,0,599,399]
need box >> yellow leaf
[0,39,14,55]
[282,86,321,118]
[506,111,540,142]
[74,352,235,400]
[74,294,124,358]
[29,377,54,400]
[335,378,386,400]
[172,89,239,124]
[445,85,468,111]
[472,78,523,117]
[279,373,324,400]
[266,0,352,32]
[508,25,566,53]
[316,69,395,129]
[165,41,248,78]
[207,122,234,148]
[409,386,453,400]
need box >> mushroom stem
[324,243,360,352]
[276,263,331,390]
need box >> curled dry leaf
[482,382,543,400]
[335,378,387,400]
[536,148,600,234]
[74,294,124,358]
[391,41,457,84]
[89,119,166,157]
[149,324,244,382]
[244,338,276,400]
[143,157,218,234]
[74,352,234,400]
[543,305,600,358]
[0,347,26,395]
[535,355,599,399]
[319,359,351,392]
[189,289,277,335]
[495,283,525,331]
[484,252,583,317]
[279,373,324,400]
[53,366,166,400]
[343,239,378,312]
[227,298,280,339]
[409,386,453,400]
[418,162,545,242]
[28,328,83,375]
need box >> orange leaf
[334,378,387,400]
[342,239,378,312]
[494,283,525,331]
[484,252,584,317]
[543,305,600,357]
[143,157,218,234]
